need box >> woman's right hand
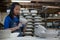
[8,23,22,32]
[18,23,22,28]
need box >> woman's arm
[5,23,22,32]
[8,23,22,32]
[21,23,27,35]
[23,24,27,32]
[9,23,22,32]
[4,16,22,32]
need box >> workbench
[0,37,59,40]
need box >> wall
[0,12,8,24]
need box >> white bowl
[34,17,41,19]
[25,32,32,34]
[31,14,37,16]
[20,17,28,24]
[10,32,19,37]
[26,29,33,31]
[34,19,42,21]
[26,25,33,27]
[26,26,33,28]
[39,30,58,38]
[41,31,58,38]
[27,22,33,24]
[23,10,29,13]
[25,16,32,18]
[27,19,33,21]
[34,23,40,24]
[24,14,28,15]
[26,25,33,28]
[30,10,37,13]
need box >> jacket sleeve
[4,16,10,29]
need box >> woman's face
[13,5,20,15]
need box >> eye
[16,9,18,10]
[16,9,20,11]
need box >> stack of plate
[23,14,34,36]
[25,21,33,36]
[22,10,29,16]
[31,10,37,16]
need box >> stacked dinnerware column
[22,9,34,36]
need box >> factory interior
[0,0,60,40]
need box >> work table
[0,37,60,40]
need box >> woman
[4,2,26,36]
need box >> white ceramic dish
[47,23,52,26]
[34,23,40,24]
[27,25,33,26]
[34,19,42,21]
[23,14,28,15]
[10,32,19,37]
[31,14,37,16]
[34,17,41,19]
[20,17,28,24]
[40,30,58,38]
[25,16,32,18]
[26,29,33,31]
[25,32,32,34]
[27,19,33,21]
[27,22,33,24]
[34,25,58,38]
[26,25,33,28]
[23,10,29,13]
[26,26,33,28]
[30,10,37,13]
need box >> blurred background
[0,0,60,36]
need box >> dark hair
[8,2,21,20]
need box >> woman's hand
[17,23,22,28]
[8,23,22,32]
[14,22,22,29]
